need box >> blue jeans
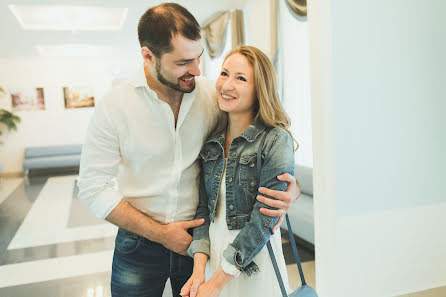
[111,228,194,297]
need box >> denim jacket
[187,118,295,276]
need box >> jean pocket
[115,233,140,254]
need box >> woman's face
[216,53,256,117]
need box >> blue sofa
[284,164,314,245]
[23,144,82,176]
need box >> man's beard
[156,60,195,93]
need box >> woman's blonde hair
[213,46,297,150]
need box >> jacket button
[250,181,256,187]
[229,204,234,210]
[231,152,237,157]
[249,162,255,168]
[231,221,236,228]
[228,177,233,183]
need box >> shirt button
[231,152,237,157]
[229,177,233,183]
[249,162,255,168]
[229,204,234,210]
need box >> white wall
[0,56,115,173]
[310,0,446,296]
[244,0,272,56]
[245,0,313,167]
[279,1,312,167]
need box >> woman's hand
[181,253,208,297]
[180,271,205,297]
[195,266,233,297]
[195,280,223,297]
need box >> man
[77,3,300,297]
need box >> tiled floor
[0,174,316,297]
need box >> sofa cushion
[24,144,82,159]
[23,155,81,170]
[294,164,313,196]
[285,193,314,244]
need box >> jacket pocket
[239,152,259,207]
[200,151,220,191]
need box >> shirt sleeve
[221,257,241,277]
[76,99,123,219]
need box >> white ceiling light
[9,5,127,31]
[36,44,113,57]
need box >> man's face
[155,35,203,93]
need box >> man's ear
[141,46,156,64]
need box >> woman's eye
[220,71,228,76]
[177,63,187,66]
[238,76,247,82]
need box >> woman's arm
[187,159,211,258]
[195,266,235,297]
[181,158,213,297]
[223,128,295,275]
[180,252,209,297]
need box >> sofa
[23,144,82,176]
[283,164,314,245]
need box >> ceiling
[0,0,248,59]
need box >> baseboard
[398,285,446,297]
[0,171,23,178]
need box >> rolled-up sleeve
[187,160,211,257]
[76,100,123,219]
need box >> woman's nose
[222,77,235,91]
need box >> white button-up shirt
[77,68,218,223]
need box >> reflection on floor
[0,174,315,297]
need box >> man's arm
[257,173,301,232]
[106,200,204,255]
[77,97,203,255]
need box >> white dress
[206,159,290,297]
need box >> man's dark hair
[138,3,201,57]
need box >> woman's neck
[224,112,254,157]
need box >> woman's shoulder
[264,126,292,143]
[262,126,296,156]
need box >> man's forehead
[164,34,203,60]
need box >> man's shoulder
[195,77,216,98]
[100,79,136,105]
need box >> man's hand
[160,219,204,255]
[256,173,300,232]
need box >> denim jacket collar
[240,117,266,142]
[206,117,266,147]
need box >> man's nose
[188,60,201,77]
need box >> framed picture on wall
[63,86,95,109]
[10,88,45,111]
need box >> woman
[181,46,296,297]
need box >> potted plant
[0,108,21,144]
[0,87,21,174]
[0,87,21,143]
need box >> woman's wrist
[193,252,208,275]
[209,266,234,290]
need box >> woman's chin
[217,102,233,113]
